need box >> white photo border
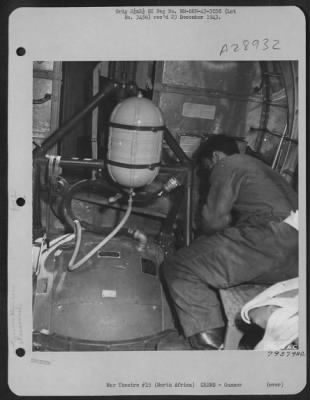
[8,5,307,396]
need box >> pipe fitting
[127,228,148,252]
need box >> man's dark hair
[195,134,240,164]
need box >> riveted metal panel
[154,61,264,145]
[33,233,173,342]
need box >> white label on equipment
[102,290,117,298]
[182,103,216,120]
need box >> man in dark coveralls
[161,134,298,350]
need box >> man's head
[196,134,240,171]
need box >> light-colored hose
[68,219,82,269]
[68,192,133,271]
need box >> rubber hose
[68,193,133,271]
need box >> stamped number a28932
[219,39,280,56]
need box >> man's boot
[156,330,192,350]
[188,327,225,350]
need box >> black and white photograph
[31,60,299,353]
[7,5,307,396]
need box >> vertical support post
[163,128,193,245]
[184,167,193,246]
[32,162,43,239]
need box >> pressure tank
[107,92,164,188]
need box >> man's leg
[162,235,227,339]
[161,222,298,349]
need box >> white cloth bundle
[283,210,299,230]
[241,278,298,351]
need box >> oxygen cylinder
[107,92,164,188]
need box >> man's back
[210,154,298,224]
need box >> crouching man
[160,134,298,350]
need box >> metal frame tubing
[33,88,194,245]
[32,81,117,236]
[33,81,117,160]
[163,128,192,167]
[36,157,105,170]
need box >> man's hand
[201,204,232,234]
